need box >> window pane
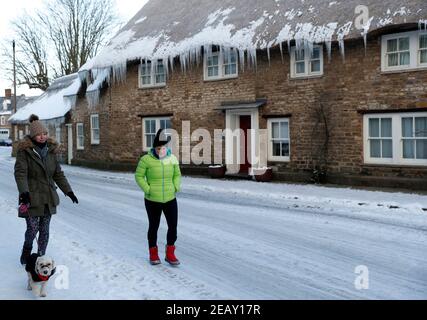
[208,66,219,77]
[403,140,415,159]
[280,122,289,139]
[387,39,398,52]
[156,74,165,84]
[272,142,281,156]
[400,52,410,65]
[272,122,279,139]
[388,53,398,66]
[311,47,320,59]
[421,50,427,64]
[369,119,380,137]
[402,117,413,137]
[370,140,381,158]
[295,49,305,61]
[382,140,393,158]
[281,142,290,157]
[381,118,392,137]
[311,60,321,72]
[296,62,305,74]
[160,119,171,130]
[399,37,410,51]
[146,135,154,148]
[420,35,427,49]
[416,140,427,159]
[142,75,151,85]
[415,117,427,137]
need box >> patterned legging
[24,215,52,256]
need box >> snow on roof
[9,73,81,124]
[81,0,427,72]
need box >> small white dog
[25,254,56,298]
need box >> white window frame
[138,60,166,89]
[363,112,427,166]
[0,116,5,126]
[90,114,100,145]
[142,117,172,151]
[76,123,84,150]
[381,30,427,72]
[55,127,61,144]
[204,47,238,81]
[267,118,291,162]
[419,33,427,67]
[290,45,324,79]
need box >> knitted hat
[153,129,170,148]
[29,115,48,138]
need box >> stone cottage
[69,0,427,190]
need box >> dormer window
[139,60,166,88]
[290,45,324,79]
[204,47,238,81]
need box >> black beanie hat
[153,129,170,148]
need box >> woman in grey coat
[14,115,79,265]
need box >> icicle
[361,17,374,56]
[326,41,332,62]
[336,22,353,62]
[112,62,127,83]
[238,48,245,72]
[169,55,174,73]
[279,42,284,64]
[86,90,101,109]
[64,95,78,110]
[267,46,271,66]
[162,57,169,78]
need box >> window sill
[138,84,166,90]
[363,162,427,168]
[268,157,291,163]
[289,74,323,81]
[203,75,238,82]
[380,66,427,74]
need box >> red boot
[149,247,161,265]
[165,245,180,266]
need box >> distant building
[0,89,35,140]
[8,73,81,163]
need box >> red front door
[239,116,251,174]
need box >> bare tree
[1,0,119,91]
[309,92,334,184]
[1,14,50,90]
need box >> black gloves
[67,192,79,204]
[19,192,31,205]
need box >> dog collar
[38,274,49,282]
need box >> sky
[0,0,149,97]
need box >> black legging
[145,198,178,248]
[24,215,51,256]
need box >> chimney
[5,89,12,98]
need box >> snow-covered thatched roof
[9,73,81,125]
[81,0,427,73]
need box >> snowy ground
[0,146,426,300]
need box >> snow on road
[0,146,426,300]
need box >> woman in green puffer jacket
[135,129,182,266]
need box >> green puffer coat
[135,148,182,203]
[14,136,73,218]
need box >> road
[0,146,426,300]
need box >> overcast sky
[0,0,148,97]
